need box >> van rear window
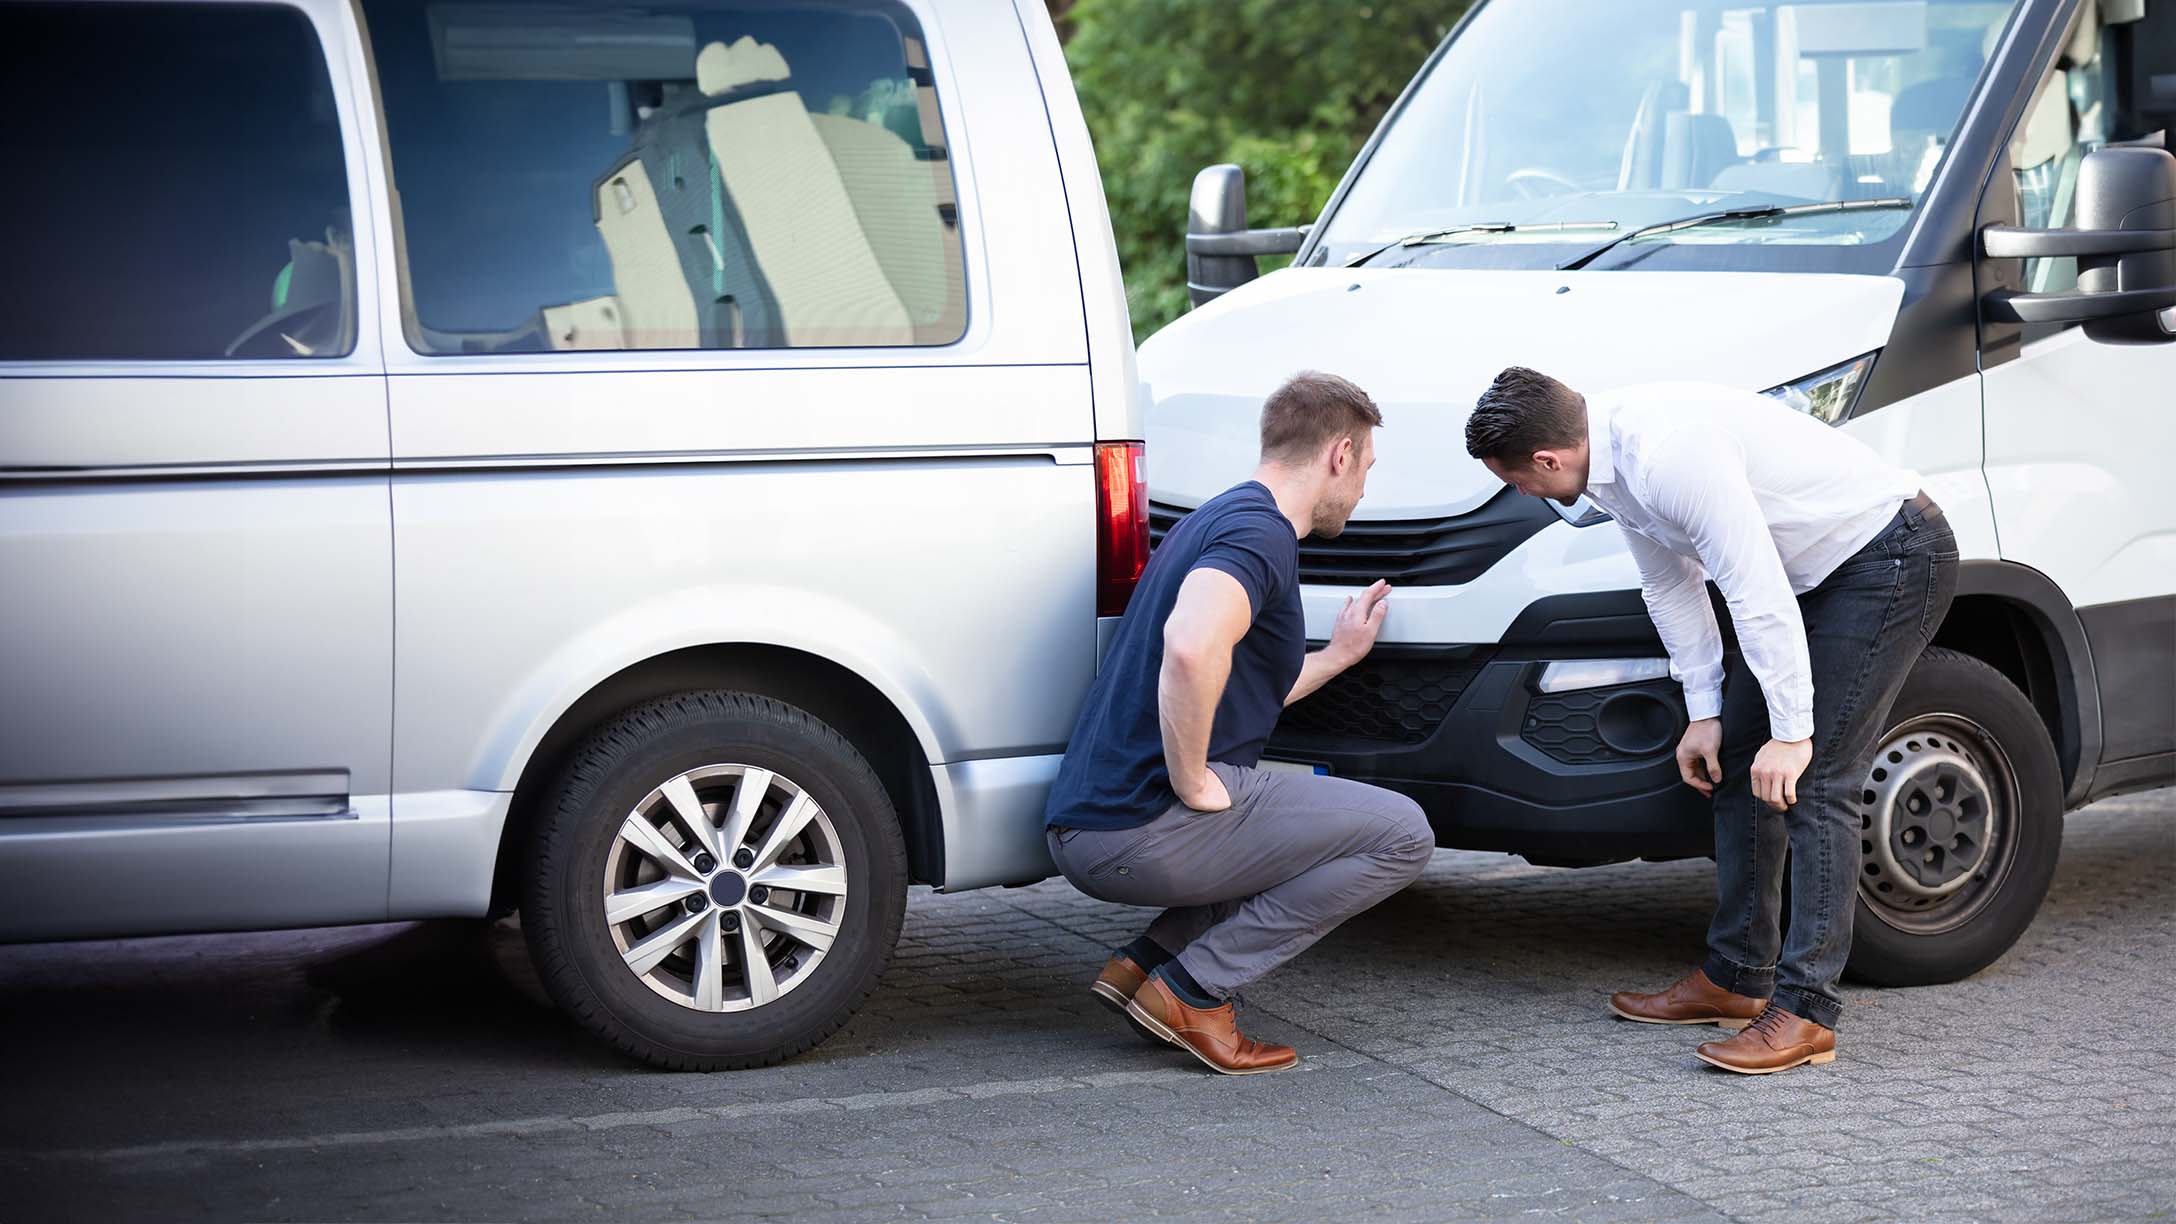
[363,0,967,355]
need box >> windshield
[1315,0,2023,273]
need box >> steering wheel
[226,299,336,359]
[226,228,354,359]
[1505,167,1587,199]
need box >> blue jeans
[1702,500,1959,1029]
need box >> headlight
[1762,352,1878,424]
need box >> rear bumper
[930,752,1061,891]
[1269,593,1715,865]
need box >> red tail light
[1095,441,1148,617]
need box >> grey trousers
[1046,761,1434,997]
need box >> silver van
[0,0,1141,1069]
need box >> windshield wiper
[1555,197,1916,272]
[1346,220,1618,269]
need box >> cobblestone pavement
[1,792,2168,1223]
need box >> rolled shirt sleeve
[1639,430,1817,743]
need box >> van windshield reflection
[1315,0,2023,274]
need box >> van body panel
[1983,328,2176,610]
[0,798,392,941]
[1,373,388,471]
[391,454,1094,796]
[0,473,395,795]
[929,753,1062,890]
[385,365,1087,462]
[385,789,512,916]
[1837,374,1997,563]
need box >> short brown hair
[1260,371,1383,464]
[1465,367,1585,466]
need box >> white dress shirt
[1579,383,1921,743]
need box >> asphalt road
[2,791,2169,1223]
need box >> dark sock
[1154,961,1219,1009]
[1120,935,1174,972]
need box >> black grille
[1147,486,1556,587]
[1521,688,1622,765]
[1274,649,1492,747]
[1522,683,1683,765]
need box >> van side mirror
[1982,145,2176,344]
[1184,164,1308,308]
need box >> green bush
[1060,0,1468,341]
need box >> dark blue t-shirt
[1045,481,1305,831]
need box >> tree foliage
[1059,0,1469,340]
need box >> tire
[521,691,907,1070]
[1844,648,2063,987]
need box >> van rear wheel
[1844,648,2062,987]
[522,691,907,1070]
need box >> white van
[0,0,1139,1069]
[1148,0,2174,985]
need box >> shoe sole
[1609,1003,1756,1031]
[1092,981,1175,1047]
[1123,998,1298,1076]
[1694,1049,1837,1075]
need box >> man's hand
[1170,765,1232,813]
[1751,737,1812,811]
[1676,718,1722,797]
[1327,580,1392,667]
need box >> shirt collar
[1582,391,1618,489]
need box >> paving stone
[0,793,2166,1223]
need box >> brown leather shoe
[1089,954,1148,1013]
[1090,954,1172,1048]
[1695,1005,1836,1074]
[1124,976,1299,1075]
[1610,969,1769,1029]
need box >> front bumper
[1269,593,1715,865]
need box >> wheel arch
[488,643,946,914]
[1931,560,2101,808]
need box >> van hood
[1139,268,1905,518]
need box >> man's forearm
[1159,644,1229,791]
[1284,644,1356,706]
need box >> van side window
[363,0,967,355]
[0,3,354,362]
[2009,19,2158,323]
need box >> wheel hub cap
[600,764,849,1013]
[707,871,748,908]
[1860,727,1998,904]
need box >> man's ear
[1328,434,1355,476]
[1532,449,1564,474]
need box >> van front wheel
[522,691,907,1070]
[1844,648,2063,987]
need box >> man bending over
[1467,368,1957,1074]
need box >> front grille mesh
[1274,649,1492,747]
